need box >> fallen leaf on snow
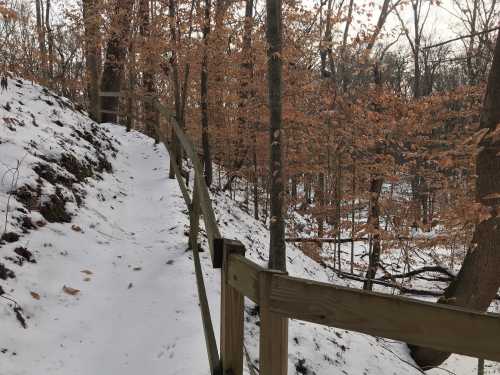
[30,292,40,300]
[63,285,80,296]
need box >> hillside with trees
[0,0,499,374]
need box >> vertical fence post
[189,176,200,250]
[259,271,288,375]
[221,239,246,375]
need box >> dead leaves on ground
[62,285,80,296]
[30,291,40,300]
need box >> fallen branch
[377,266,456,281]
[320,261,444,297]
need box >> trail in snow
[2,127,217,375]
[1,78,497,374]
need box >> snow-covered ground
[0,78,497,374]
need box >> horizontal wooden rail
[227,253,500,363]
[152,97,224,374]
[99,91,123,97]
[135,94,499,375]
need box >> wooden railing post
[189,176,200,250]
[221,239,246,375]
[259,271,288,375]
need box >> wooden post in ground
[221,239,246,375]
[259,271,288,375]
[189,177,200,250]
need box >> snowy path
[2,78,496,375]
[2,128,218,375]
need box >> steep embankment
[0,79,496,374]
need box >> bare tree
[201,0,212,186]
[267,0,286,271]
[410,31,500,370]
[140,0,159,141]
[82,0,101,122]
[100,0,134,123]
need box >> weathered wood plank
[259,271,288,375]
[100,109,119,115]
[269,274,500,362]
[99,91,123,97]
[160,135,191,208]
[192,228,221,374]
[189,176,201,251]
[227,254,266,303]
[221,240,246,375]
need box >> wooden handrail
[226,252,500,364]
[147,95,499,375]
[153,100,223,268]
[153,98,223,375]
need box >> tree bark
[363,177,383,290]
[100,0,134,123]
[409,31,500,370]
[201,0,213,186]
[140,0,159,142]
[82,0,101,122]
[35,0,47,82]
[168,0,183,179]
[45,0,54,84]
[266,0,286,272]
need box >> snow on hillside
[0,79,497,374]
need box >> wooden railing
[104,93,500,375]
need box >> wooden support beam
[160,135,191,207]
[259,271,288,375]
[100,109,119,115]
[189,176,201,251]
[99,91,123,97]
[192,228,221,374]
[227,253,266,303]
[221,239,246,375]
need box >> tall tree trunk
[340,0,354,90]
[100,0,134,123]
[35,0,47,82]
[266,0,285,272]
[350,157,356,274]
[140,0,159,142]
[478,358,485,375]
[168,0,183,179]
[412,0,421,99]
[83,0,101,122]
[366,0,392,52]
[126,29,136,132]
[410,31,500,370]
[317,172,325,238]
[201,0,213,186]
[244,0,258,220]
[45,0,54,84]
[363,177,383,290]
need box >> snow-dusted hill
[0,78,497,374]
